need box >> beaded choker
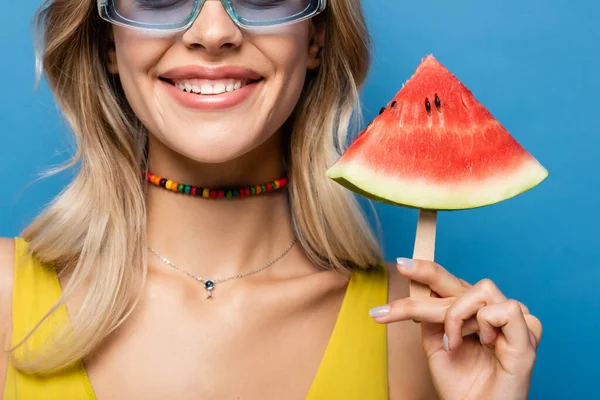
[142,170,289,199]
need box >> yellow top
[4,237,388,400]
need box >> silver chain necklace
[147,237,298,299]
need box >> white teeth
[172,78,253,95]
[200,83,213,95]
[213,82,226,94]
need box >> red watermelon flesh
[326,55,548,210]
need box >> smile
[159,65,264,110]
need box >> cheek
[112,28,170,125]
[256,28,311,126]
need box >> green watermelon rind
[326,158,549,211]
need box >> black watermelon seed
[391,101,397,108]
[434,94,441,110]
[425,98,432,114]
[379,107,386,115]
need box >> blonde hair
[14,0,383,373]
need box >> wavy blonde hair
[13,0,382,373]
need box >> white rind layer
[326,158,549,210]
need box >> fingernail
[369,305,390,318]
[443,333,450,352]
[397,257,416,270]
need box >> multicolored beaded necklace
[142,170,289,199]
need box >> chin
[160,127,268,165]
[182,147,250,164]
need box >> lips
[159,65,264,110]
[160,65,263,97]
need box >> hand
[371,259,542,400]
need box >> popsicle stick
[410,210,437,298]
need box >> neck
[144,133,298,280]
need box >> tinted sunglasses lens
[231,0,320,23]
[112,0,196,26]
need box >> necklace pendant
[204,280,215,299]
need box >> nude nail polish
[397,257,416,269]
[443,333,450,352]
[369,305,390,317]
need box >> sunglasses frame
[97,0,327,32]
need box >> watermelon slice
[326,55,548,210]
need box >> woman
[0,0,542,398]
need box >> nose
[181,0,243,53]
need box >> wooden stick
[410,209,437,298]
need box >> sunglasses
[97,0,326,32]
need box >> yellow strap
[11,237,66,350]
[306,265,389,399]
[3,238,95,400]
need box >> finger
[524,314,543,350]
[406,289,441,324]
[424,317,481,355]
[477,300,532,353]
[397,258,471,298]
[477,311,500,345]
[370,296,455,324]
[520,302,530,315]
[410,290,441,323]
[371,296,492,343]
[444,278,507,350]
[461,316,481,337]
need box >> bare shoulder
[385,261,438,400]
[0,237,16,396]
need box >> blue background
[1,0,598,398]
